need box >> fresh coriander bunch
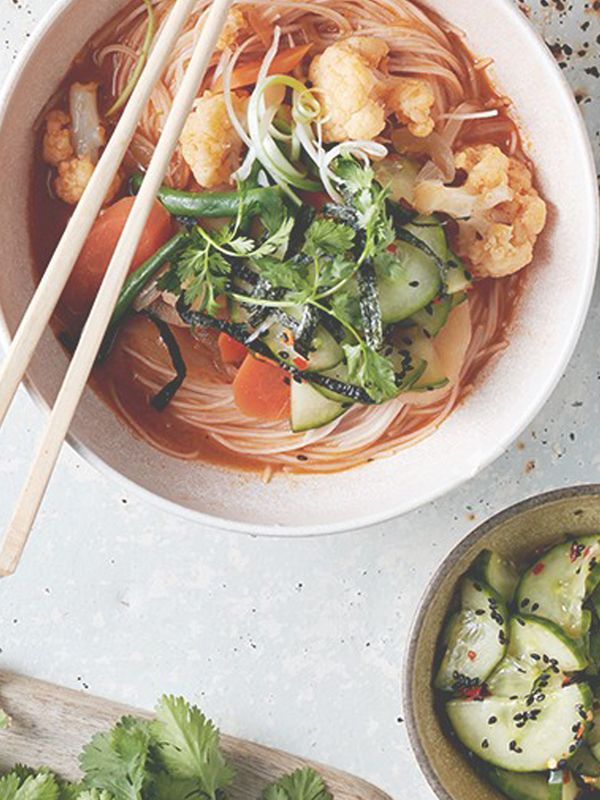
[0,696,332,800]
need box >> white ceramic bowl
[0,0,597,535]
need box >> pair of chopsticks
[0,0,235,577]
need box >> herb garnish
[158,156,421,405]
[0,695,331,800]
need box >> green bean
[130,173,283,219]
[97,231,188,363]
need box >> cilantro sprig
[262,768,333,800]
[0,697,332,800]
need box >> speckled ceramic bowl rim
[0,1,598,537]
[402,484,600,799]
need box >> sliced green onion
[247,74,322,200]
[106,0,156,118]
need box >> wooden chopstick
[0,0,235,577]
[0,0,202,428]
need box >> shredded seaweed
[176,298,374,405]
[143,311,187,411]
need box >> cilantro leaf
[252,217,295,259]
[262,768,332,800]
[0,773,21,800]
[303,219,355,258]
[329,291,362,330]
[332,157,395,262]
[0,772,60,800]
[166,232,231,317]
[252,256,310,294]
[80,716,151,800]
[343,344,398,404]
[317,254,356,291]
[151,696,234,799]
[148,772,204,800]
[225,236,255,256]
[0,708,10,729]
[76,792,115,800]
[373,250,406,281]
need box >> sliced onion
[69,82,105,163]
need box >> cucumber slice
[569,743,600,789]
[411,296,452,339]
[487,616,588,697]
[263,318,343,373]
[488,768,578,800]
[516,537,600,639]
[590,586,600,621]
[473,549,520,604]
[586,696,600,762]
[445,682,592,772]
[396,329,449,392]
[290,378,349,433]
[405,215,472,295]
[488,769,548,800]
[377,220,442,324]
[435,577,508,692]
[585,628,600,676]
[445,252,473,295]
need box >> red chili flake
[584,546,592,558]
[467,650,477,662]
[282,328,295,347]
[293,356,309,371]
[532,562,545,575]
[576,723,586,740]
[562,676,573,687]
[459,685,489,701]
[387,244,397,254]
[564,772,571,785]
[570,542,584,562]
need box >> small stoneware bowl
[404,485,600,800]
[0,1,598,534]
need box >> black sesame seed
[481,739,489,749]
[488,716,497,725]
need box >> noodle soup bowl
[0,0,597,534]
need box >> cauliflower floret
[309,37,389,143]
[54,156,121,206]
[179,91,247,188]
[413,144,547,278]
[54,156,95,205]
[43,100,120,206]
[43,109,74,166]
[309,37,435,144]
[216,7,247,51]
[387,77,435,138]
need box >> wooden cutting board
[0,671,392,800]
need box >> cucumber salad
[435,538,600,800]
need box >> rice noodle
[90,0,525,475]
